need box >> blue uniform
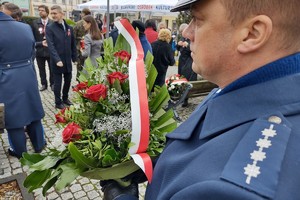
[144,53,300,200]
[116,53,300,200]
[0,12,45,156]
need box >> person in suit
[0,11,46,158]
[31,5,54,91]
[101,0,300,199]
[80,15,103,68]
[151,28,175,86]
[46,5,76,109]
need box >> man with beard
[31,5,54,91]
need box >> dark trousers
[53,72,72,105]
[36,56,53,87]
[7,120,45,157]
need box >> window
[62,0,66,4]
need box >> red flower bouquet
[21,20,177,196]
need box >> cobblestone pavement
[0,65,206,199]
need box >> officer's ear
[237,15,273,53]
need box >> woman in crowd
[151,28,175,86]
[144,19,158,44]
[80,15,103,68]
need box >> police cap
[171,0,199,12]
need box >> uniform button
[28,60,30,63]
[268,116,282,124]
[7,64,10,68]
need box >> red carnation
[114,50,131,63]
[107,72,129,85]
[73,81,88,92]
[62,122,82,144]
[84,84,107,102]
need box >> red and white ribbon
[114,19,153,182]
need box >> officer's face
[183,0,239,88]
[50,9,64,22]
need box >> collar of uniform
[0,12,14,21]
[199,73,300,139]
[218,52,300,96]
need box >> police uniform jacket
[31,18,52,57]
[46,20,76,74]
[144,53,300,200]
[0,12,44,129]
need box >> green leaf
[115,34,131,53]
[23,169,51,192]
[149,85,170,113]
[20,152,46,167]
[68,142,97,168]
[146,65,158,93]
[121,80,129,94]
[30,156,61,171]
[154,109,175,127]
[81,160,140,180]
[102,149,120,167]
[42,172,60,196]
[55,163,84,191]
[112,79,123,94]
[156,121,178,133]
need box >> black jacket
[151,40,175,86]
[31,18,52,57]
[46,20,76,74]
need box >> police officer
[0,11,46,158]
[101,0,300,199]
[46,5,76,109]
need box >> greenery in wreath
[20,31,177,196]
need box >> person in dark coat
[131,20,152,60]
[109,16,122,46]
[46,5,76,109]
[31,4,54,91]
[151,28,175,86]
[0,11,46,158]
[176,23,197,106]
